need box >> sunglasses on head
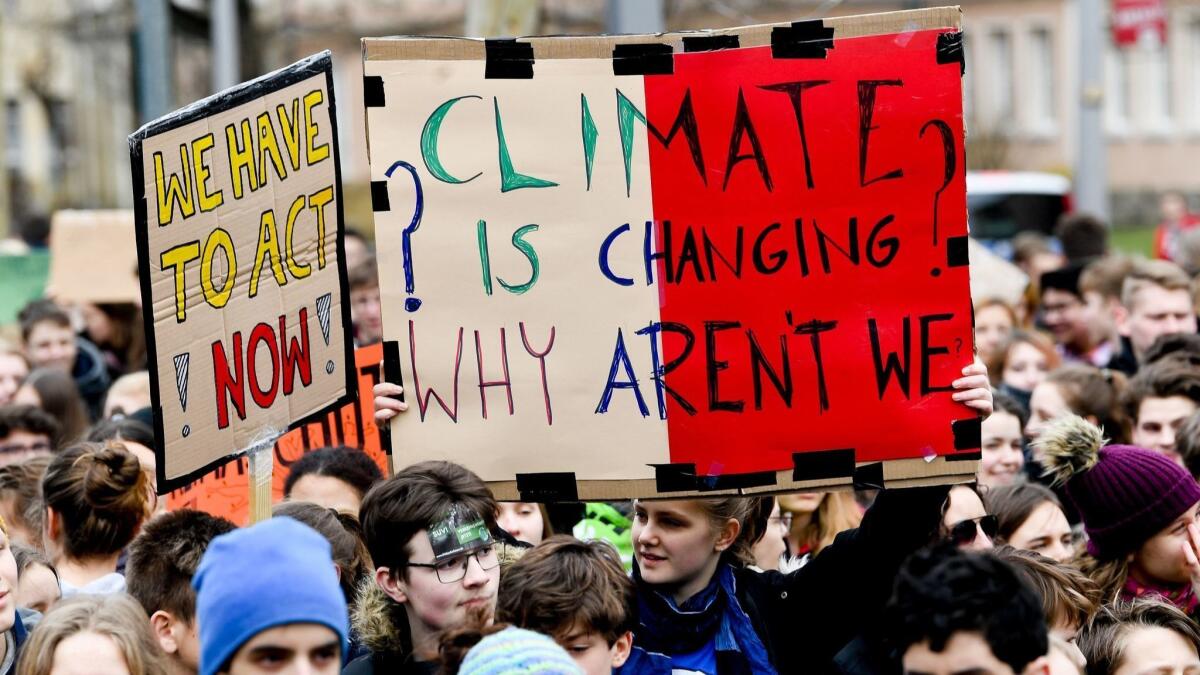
[949,514,998,547]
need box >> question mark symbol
[385,160,425,312]
[954,337,963,355]
[919,119,956,248]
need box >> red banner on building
[1113,0,1167,47]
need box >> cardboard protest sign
[46,211,141,304]
[167,343,388,524]
[129,52,356,492]
[364,8,979,500]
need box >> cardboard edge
[362,7,961,62]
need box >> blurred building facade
[1,0,1197,238]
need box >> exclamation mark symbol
[173,353,191,438]
[316,293,332,346]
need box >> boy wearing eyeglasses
[348,460,503,675]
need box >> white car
[967,171,1072,259]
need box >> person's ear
[610,631,633,668]
[149,610,179,655]
[43,507,59,548]
[1115,303,1131,337]
[713,518,741,553]
[375,566,407,604]
[1020,655,1051,675]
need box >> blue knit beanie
[193,517,349,675]
[460,627,584,675]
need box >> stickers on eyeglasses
[427,502,492,562]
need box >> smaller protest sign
[46,210,140,305]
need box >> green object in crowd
[0,252,50,326]
[573,502,634,572]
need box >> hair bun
[1035,415,1106,487]
[82,443,147,514]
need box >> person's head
[348,256,382,346]
[1117,260,1197,362]
[1079,255,1134,346]
[1040,265,1091,351]
[1121,359,1200,464]
[283,446,384,515]
[632,498,757,604]
[15,594,170,675]
[1143,332,1200,367]
[41,441,148,564]
[1177,411,1200,482]
[343,228,371,271]
[497,536,634,675]
[16,367,89,446]
[776,490,862,556]
[359,461,499,653]
[1014,232,1065,284]
[989,330,1061,394]
[992,546,1098,643]
[980,393,1027,489]
[193,518,348,675]
[13,544,59,614]
[272,501,372,610]
[0,518,22,636]
[1078,598,1200,675]
[495,502,552,546]
[940,484,995,551]
[79,303,145,368]
[18,300,77,374]
[975,299,1018,362]
[1026,365,1129,446]
[1055,213,1109,265]
[1037,415,1200,596]
[1160,191,1191,223]
[986,483,1073,563]
[0,455,50,548]
[440,625,585,675]
[886,546,1049,675]
[0,344,29,407]
[749,497,788,571]
[0,405,58,466]
[125,509,237,674]
[104,371,152,418]
[87,416,159,500]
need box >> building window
[1132,40,1172,133]
[1106,45,1132,134]
[1024,26,1057,135]
[983,29,1015,133]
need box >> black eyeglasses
[949,515,998,547]
[405,545,500,584]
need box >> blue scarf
[634,562,777,674]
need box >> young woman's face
[942,486,993,551]
[1132,502,1200,586]
[0,353,28,407]
[1112,625,1200,675]
[287,474,362,515]
[0,532,17,634]
[777,492,822,515]
[16,562,60,615]
[1025,382,1072,443]
[1005,500,1073,564]
[979,411,1024,489]
[633,500,729,603]
[496,502,545,546]
[1002,341,1051,394]
[51,631,131,675]
[974,305,1015,361]
[397,529,498,637]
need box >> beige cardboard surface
[47,210,140,304]
[136,66,351,484]
[366,8,977,498]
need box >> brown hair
[1121,358,1200,424]
[0,455,50,548]
[273,501,373,608]
[21,368,89,446]
[1075,553,1130,606]
[986,329,1062,388]
[17,300,70,344]
[125,509,236,622]
[783,491,863,556]
[1046,365,1131,444]
[1078,598,1200,675]
[1080,255,1134,301]
[1121,259,1193,311]
[986,482,1064,544]
[993,546,1098,631]
[17,594,170,675]
[1178,411,1200,480]
[349,255,379,291]
[359,461,497,576]
[497,535,636,646]
[42,441,148,560]
[687,498,761,565]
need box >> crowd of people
[0,203,1200,674]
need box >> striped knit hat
[459,627,583,675]
[1037,415,1200,559]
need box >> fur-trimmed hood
[350,541,529,656]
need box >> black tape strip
[652,463,697,493]
[771,20,835,59]
[936,31,966,75]
[953,417,982,450]
[945,451,983,462]
[370,180,390,212]
[363,75,385,107]
[382,340,403,400]
[485,39,534,79]
[613,43,674,76]
[701,470,778,492]
[682,35,740,52]
[946,235,969,268]
[792,449,856,481]
[852,462,885,490]
[516,472,579,502]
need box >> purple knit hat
[1038,416,1200,559]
